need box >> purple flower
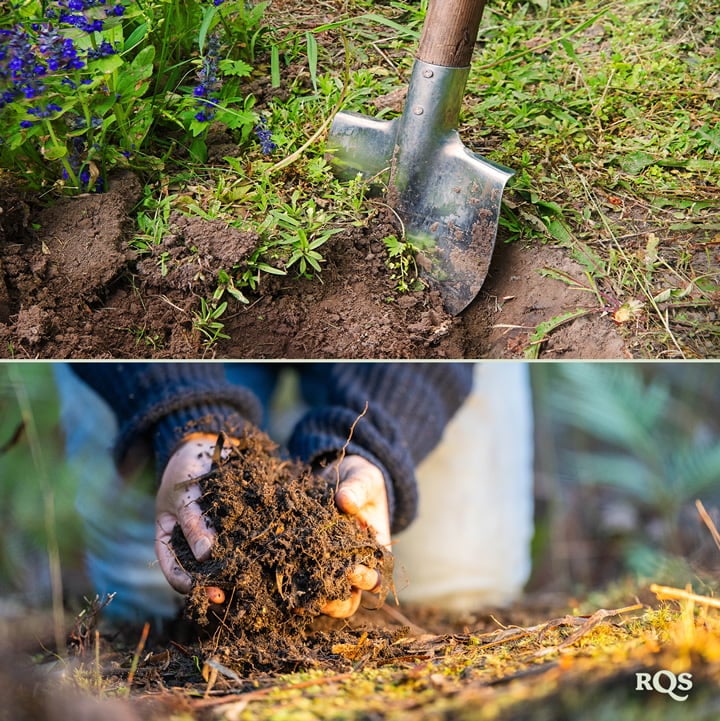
[254,118,277,154]
[87,39,116,60]
[191,33,223,123]
[26,102,63,118]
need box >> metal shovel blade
[329,59,513,316]
[329,60,513,315]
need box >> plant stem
[43,119,79,188]
[9,366,66,659]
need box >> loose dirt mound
[0,172,627,359]
[170,430,391,672]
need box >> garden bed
[0,170,627,359]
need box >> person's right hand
[155,433,226,594]
[319,455,391,618]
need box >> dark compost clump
[170,430,392,672]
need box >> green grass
[114,0,718,355]
[460,0,720,357]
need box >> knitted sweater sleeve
[287,363,474,533]
[70,363,263,473]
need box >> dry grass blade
[127,622,150,688]
[695,499,720,552]
[650,584,720,609]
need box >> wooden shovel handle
[417,0,487,68]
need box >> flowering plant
[0,0,273,194]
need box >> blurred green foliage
[532,363,720,590]
[0,364,81,601]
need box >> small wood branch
[532,603,644,658]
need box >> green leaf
[620,151,656,175]
[198,6,219,55]
[217,108,254,131]
[189,137,208,164]
[43,144,68,160]
[226,286,249,304]
[271,44,281,88]
[255,263,286,275]
[524,308,592,358]
[560,37,577,61]
[131,45,155,73]
[543,216,572,243]
[547,364,671,459]
[358,13,420,39]
[123,22,148,52]
[568,450,655,500]
[306,30,318,91]
[92,54,124,75]
[218,59,253,78]
[115,44,154,97]
[668,443,720,500]
[570,241,607,276]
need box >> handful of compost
[169,430,392,639]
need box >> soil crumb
[170,429,391,672]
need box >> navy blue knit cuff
[113,386,262,475]
[151,405,253,476]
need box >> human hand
[155,433,228,594]
[319,455,392,618]
[156,439,391,620]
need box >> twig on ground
[650,584,720,609]
[378,603,429,636]
[532,603,644,658]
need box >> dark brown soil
[169,429,391,673]
[0,171,627,359]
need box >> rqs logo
[635,670,693,701]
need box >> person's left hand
[319,454,392,618]
[155,433,230,594]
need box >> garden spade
[328,0,513,315]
